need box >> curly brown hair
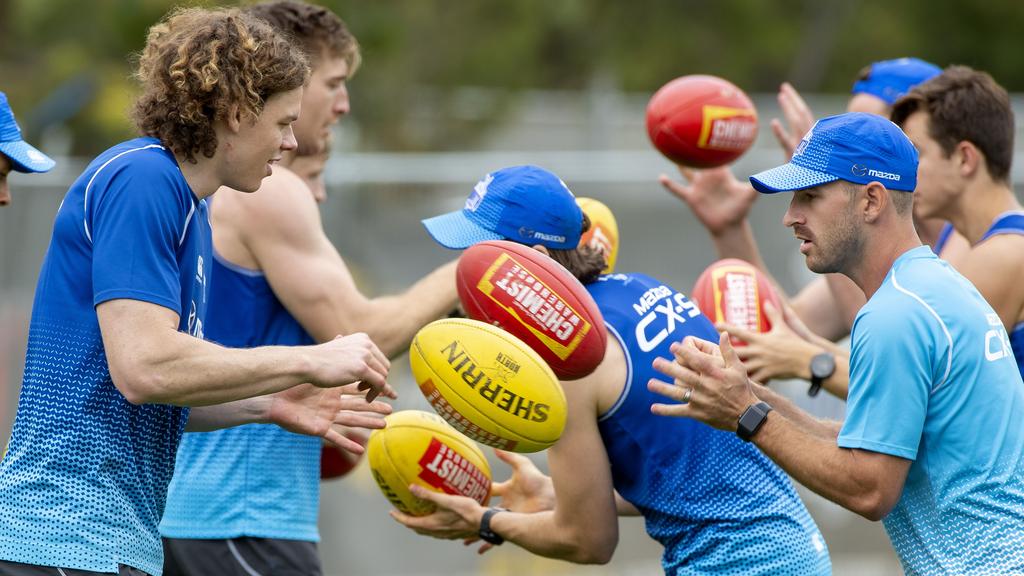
[132,7,310,164]
[246,0,361,74]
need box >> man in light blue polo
[0,91,56,206]
[651,112,1024,575]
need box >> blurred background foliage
[1,0,1023,155]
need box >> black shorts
[162,537,321,576]
[0,560,149,576]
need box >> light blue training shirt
[839,246,1024,575]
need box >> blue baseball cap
[423,165,583,250]
[750,112,918,194]
[852,58,942,105]
[0,91,55,173]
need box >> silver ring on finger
[681,386,693,404]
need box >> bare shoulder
[965,233,1024,271]
[214,165,320,240]
[561,335,628,417]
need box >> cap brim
[749,162,838,194]
[422,210,504,249]
[0,140,55,173]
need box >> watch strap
[736,401,773,442]
[479,507,508,545]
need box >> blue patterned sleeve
[88,154,192,314]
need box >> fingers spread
[324,428,366,455]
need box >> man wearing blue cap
[652,112,1024,575]
[0,91,56,206]
[660,57,963,399]
[400,164,832,575]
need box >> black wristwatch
[808,352,836,397]
[736,401,773,442]
[479,507,508,545]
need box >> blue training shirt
[0,138,211,576]
[589,273,831,576]
[839,246,1024,574]
[977,210,1024,377]
[161,247,320,542]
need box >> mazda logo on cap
[851,164,868,177]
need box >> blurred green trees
[1,0,1022,155]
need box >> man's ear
[531,244,550,256]
[955,140,983,179]
[862,182,888,223]
[225,103,243,133]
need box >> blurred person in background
[0,91,56,207]
[160,2,458,574]
[0,8,393,576]
[892,65,1024,377]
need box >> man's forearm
[751,412,900,520]
[493,508,616,564]
[709,220,768,272]
[185,396,272,432]
[752,384,841,439]
[123,331,317,407]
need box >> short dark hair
[545,213,607,285]
[246,0,361,73]
[891,66,1014,183]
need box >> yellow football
[367,410,492,516]
[410,318,567,453]
[577,197,620,273]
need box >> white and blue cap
[852,57,942,105]
[750,112,918,194]
[423,165,583,250]
[0,91,55,173]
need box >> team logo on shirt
[984,313,1012,362]
[632,287,702,353]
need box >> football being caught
[410,318,567,453]
[646,75,758,168]
[690,258,782,342]
[367,410,491,516]
[456,240,606,380]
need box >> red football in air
[691,258,782,344]
[457,240,606,380]
[646,75,758,168]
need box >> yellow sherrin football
[410,318,567,453]
[367,410,491,516]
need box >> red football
[691,259,782,343]
[457,240,606,380]
[320,431,369,480]
[646,75,758,168]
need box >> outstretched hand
[770,82,816,160]
[267,383,392,454]
[390,485,485,541]
[659,165,757,236]
[718,301,822,383]
[313,333,395,402]
[648,332,758,431]
[491,449,555,514]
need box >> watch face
[810,353,835,379]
